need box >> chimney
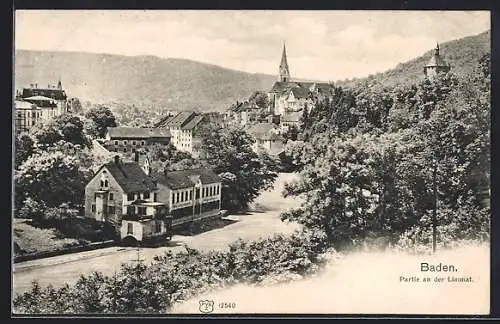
[35,83,38,89]
[30,83,34,88]
[114,155,120,165]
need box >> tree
[199,124,279,211]
[30,114,89,147]
[85,106,117,138]
[15,150,87,208]
[15,133,35,169]
[248,91,270,109]
[68,98,83,115]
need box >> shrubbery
[13,229,334,314]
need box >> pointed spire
[435,42,440,56]
[279,41,290,82]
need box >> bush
[13,229,335,314]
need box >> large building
[104,127,171,153]
[424,43,451,81]
[16,81,69,118]
[267,43,335,130]
[246,122,285,156]
[84,155,222,243]
[155,111,223,157]
[14,100,42,134]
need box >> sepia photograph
[12,10,491,315]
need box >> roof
[102,160,156,193]
[107,127,171,139]
[154,115,173,128]
[156,168,221,190]
[282,111,302,123]
[182,115,205,130]
[15,100,39,110]
[247,122,277,137]
[269,81,300,93]
[21,88,67,101]
[23,95,56,101]
[289,87,310,99]
[165,111,197,128]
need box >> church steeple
[279,42,290,82]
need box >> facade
[84,155,171,242]
[15,100,42,134]
[154,168,222,226]
[247,122,285,156]
[17,81,69,117]
[424,43,451,81]
[156,111,212,157]
[267,43,334,119]
[85,155,223,243]
[104,127,171,153]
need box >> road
[12,173,301,296]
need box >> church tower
[424,43,451,81]
[279,42,290,82]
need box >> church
[267,43,335,130]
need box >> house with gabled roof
[104,126,171,153]
[84,155,171,243]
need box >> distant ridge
[14,50,276,112]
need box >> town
[12,11,490,316]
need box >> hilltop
[14,50,277,112]
[337,30,490,89]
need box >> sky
[15,10,490,81]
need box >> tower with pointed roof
[279,42,290,82]
[424,43,451,81]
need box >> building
[15,100,42,134]
[424,43,451,81]
[153,168,222,227]
[104,127,171,153]
[267,43,334,121]
[247,122,285,156]
[156,111,214,157]
[84,155,170,243]
[17,81,69,117]
[85,154,223,243]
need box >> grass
[13,220,88,257]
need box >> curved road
[13,173,301,296]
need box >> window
[127,223,133,234]
[141,141,145,146]
[123,148,127,153]
[100,180,104,187]
[108,206,115,214]
[143,192,150,199]
[181,191,184,202]
[127,193,135,201]
[132,141,136,146]
[114,141,118,145]
[210,186,213,196]
[138,207,146,215]
[156,221,162,233]
[153,192,157,202]
[176,192,180,203]
[124,141,128,145]
[109,193,114,200]
[217,185,219,195]
[189,191,192,200]
[91,204,96,212]
[104,180,108,187]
